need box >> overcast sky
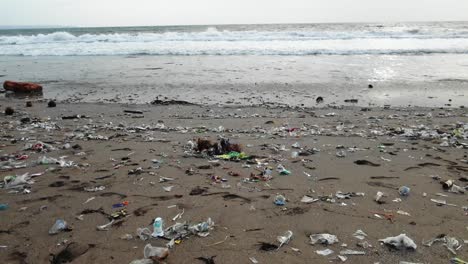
[1,0,467,27]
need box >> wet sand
[1,55,467,108]
[0,98,467,263]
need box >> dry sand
[0,99,467,264]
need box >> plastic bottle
[152,217,164,237]
[0,204,9,211]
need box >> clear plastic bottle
[152,217,164,237]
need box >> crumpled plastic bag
[3,173,33,189]
[136,228,152,241]
[423,235,460,255]
[379,234,417,250]
[310,233,339,245]
[277,230,293,248]
[23,141,55,152]
[37,156,74,167]
[188,217,214,237]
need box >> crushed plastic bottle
[48,219,69,235]
[143,244,169,260]
[277,230,293,248]
[274,194,286,206]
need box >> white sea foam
[1,27,468,56]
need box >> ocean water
[0,22,467,107]
[1,22,468,56]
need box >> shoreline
[1,54,467,108]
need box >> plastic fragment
[48,219,70,235]
[310,233,339,245]
[353,230,368,240]
[379,234,417,250]
[277,230,293,248]
[339,249,366,255]
[143,244,169,260]
[316,249,334,256]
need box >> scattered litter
[249,257,259,263]
[166,238,175,248]
[83,197,95,204]
[129,259,153,264]
[336,150,346,158]
[96,220,114,231]
[353,230,368,240]
[301,195,318,203]
[374,191,386,204]
[316,249,334,256]
[337,255,348,261]
[205,235,229,247]
[143,244,169,260]
[339,249,365,255]
[49,219,71,235]
[423,235,461,255]
[112,201,129,208]
[137,228,152,241]
[152,217,164,237]
[159,176,174,182]
[163,186,174,192]
[451,258,468,264]
[84,186,105,192]
[276,164,291,175]
[277,230,293,249]
[274,194,286,206]
[431,199,457,207]
[120,234,133,240]
[172,209,185,221]
[379,234,417,250]
[310,233,339,245]
[397,210,411,216]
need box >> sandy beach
[0,98,467,263]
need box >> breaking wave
[1,27,468,56]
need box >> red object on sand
[3,81,43,93]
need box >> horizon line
[1,20,467,30]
